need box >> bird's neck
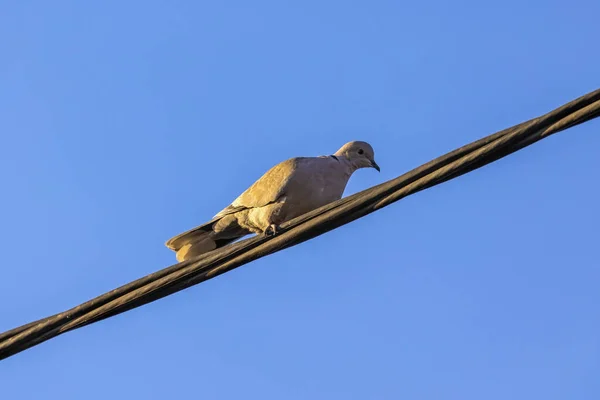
[331,154,358,175]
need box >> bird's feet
[264,224,281,236]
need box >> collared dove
[165,141,380,262]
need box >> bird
[165,140,380,262]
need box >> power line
[1,88,599,361]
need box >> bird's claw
[264,224,280,236]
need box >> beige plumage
[165,141,380,262]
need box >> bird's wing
[213,157,304,218]
[166,158,302,251]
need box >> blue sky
[1,0,599,398]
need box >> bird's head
[335,141,380,172]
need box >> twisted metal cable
[1,88,599,361]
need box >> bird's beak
[370,159,380,172]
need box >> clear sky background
[1,1,599,399]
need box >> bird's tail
[165,219,243,262]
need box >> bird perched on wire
[165,140,380,262]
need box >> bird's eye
[358,149,364,155]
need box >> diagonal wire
[1,88,599,361]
